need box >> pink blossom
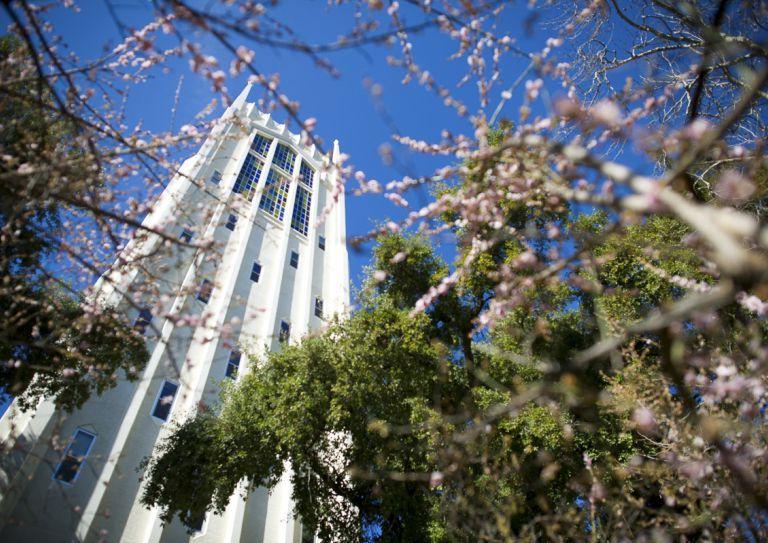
[180,124,198,137]
[547,225,560,239]
[513,251,538,269]
[385,193,409,207]
[303,117,317,132]
[679,461,712,482]
[682,119,710,140]
[524,78,543,101]
[590,99,622,127]
[386,221,400,233]
[737,292,768,316]
[714,169,755,203]
[632,407,657,432]
[554,97,581,119]
[429,471,444,488]
[390,252,407,264]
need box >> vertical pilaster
[327,140,350,317]
[292,152,324,337]
[258,139,301,347]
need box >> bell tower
[0,84,349,543]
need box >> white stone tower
[0,83,350,543]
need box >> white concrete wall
[0,85,349,543]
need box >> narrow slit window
[318,235,326,251]
[290,185,312,235]
[279,320,290,343]
[210,170,222,185]
[272,143,296,173]
[133,308,153,334]
[251,133,272,157]
[226,350,241,379]
[289,251,299,269]
[179,228,193,244]
[314,297,323,319]
[151,380,179,422]
[225,213,238,231]
[258,169,290,220]
[197,279,213,303]
[232,153,264,201]
[299,161,314,187]
[53,428,96,484]
[250,262,262,282]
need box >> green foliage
[363,232,447,309]
[138,411,224,530]
[593,215,709,324]
[142,211,743,540]
[143,299,444,541]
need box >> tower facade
[0,84,349,543]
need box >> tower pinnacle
[229,81,253,112]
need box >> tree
[0,35,148,411]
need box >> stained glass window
[299,161,314,187]
[273,143,296,173]
[290,185,312,235]
[251,133,272,157]
[259,169,290,220]
[232,153,264,201]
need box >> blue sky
[2,1,546,293]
